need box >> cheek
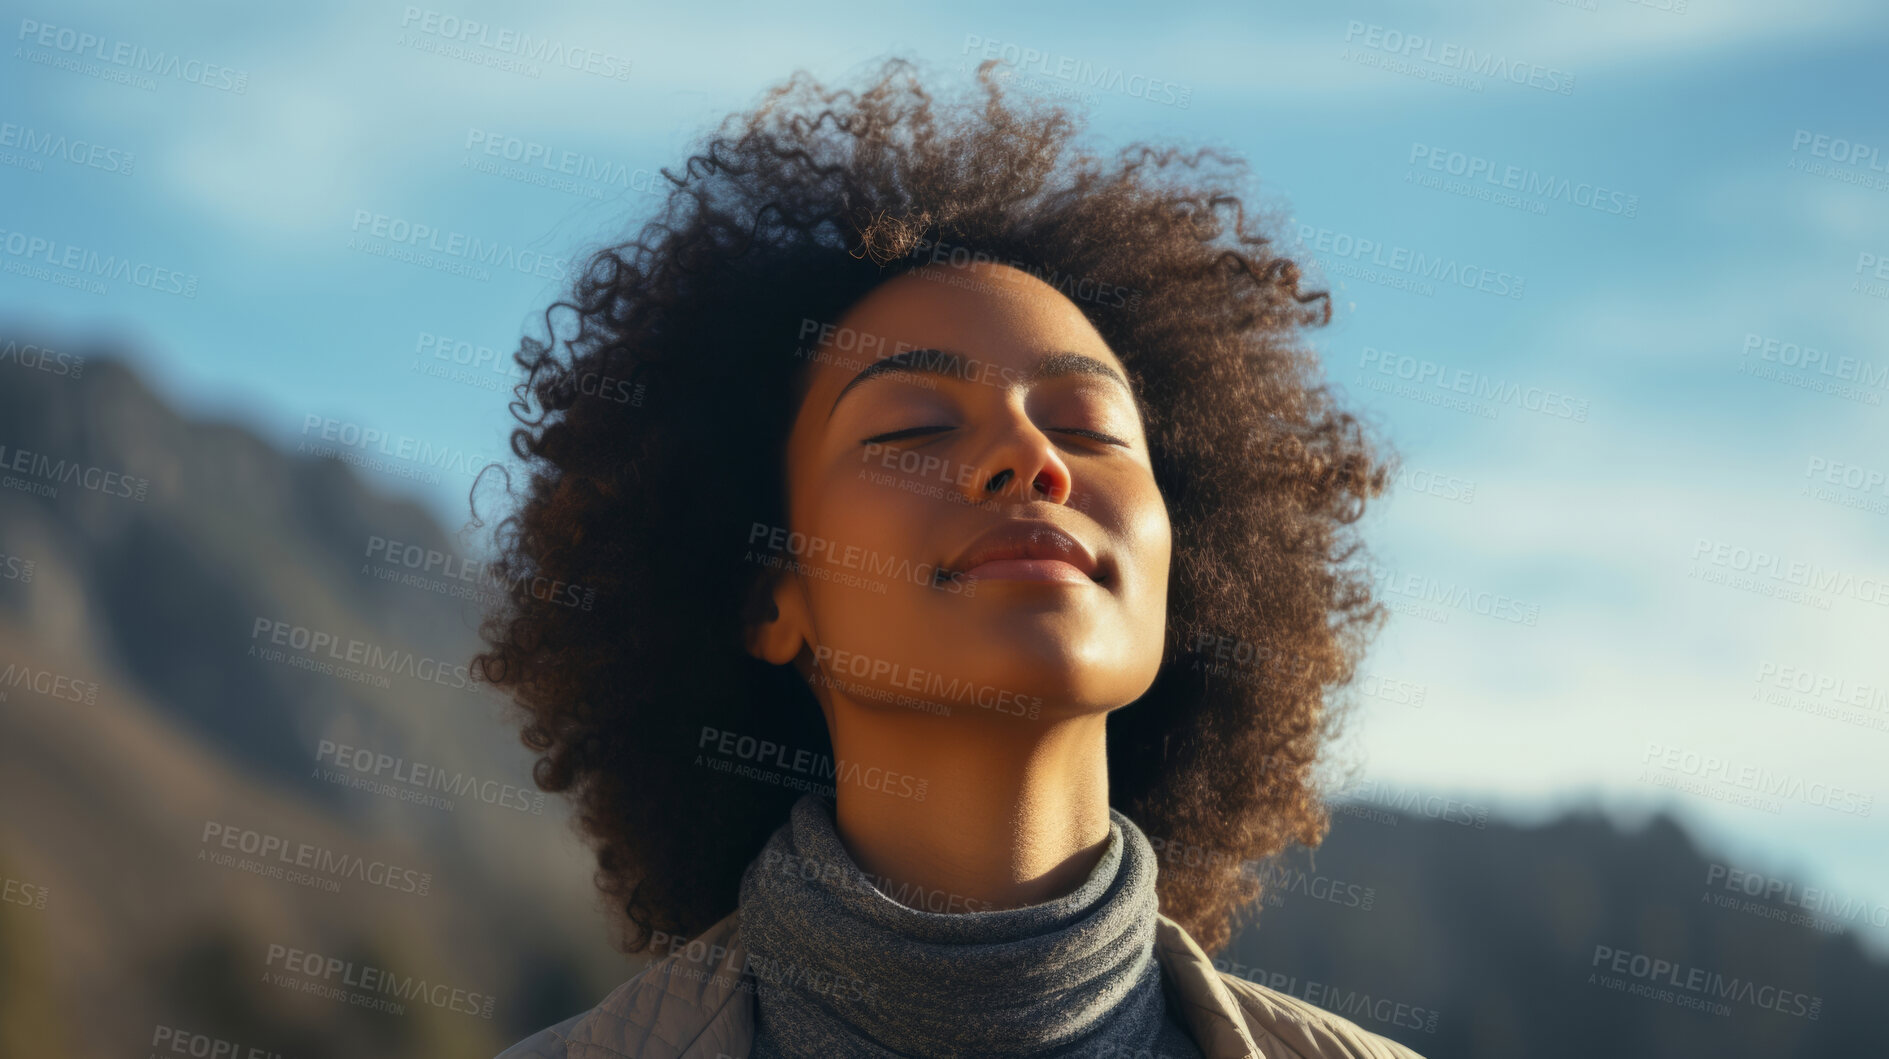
[820,460,937,543]
[1095,477,1172,576]
[1149,501,1173,577]
[791,463,945,611]
[1138,474,1173,548]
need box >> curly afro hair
[471,56,1391,958]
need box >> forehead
[794,260,1125,409]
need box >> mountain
[1229,807,1889,1055]
[0,334,623,1057]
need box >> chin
[958,645,1156,715]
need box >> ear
[741,567,808,666]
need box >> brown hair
[471,57,1391,957]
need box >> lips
[942,521,1103,583]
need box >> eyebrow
[826,348,1133,421]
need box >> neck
[736,782,1184,1058]
[822,702,1113,911]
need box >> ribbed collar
[735,792,1174,1058]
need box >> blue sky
[6,0,1888,951]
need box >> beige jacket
[497,908,1426,1059]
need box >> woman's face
[747,259,1171,724]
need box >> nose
[957,405,1074,506]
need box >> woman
[479,57,1415,1059]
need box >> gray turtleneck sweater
[736,792,1206,1059]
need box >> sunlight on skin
[744,259,1173,911]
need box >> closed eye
[1051,427,1129,446]
[860,426,1128,447]
[861,425,953,445]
